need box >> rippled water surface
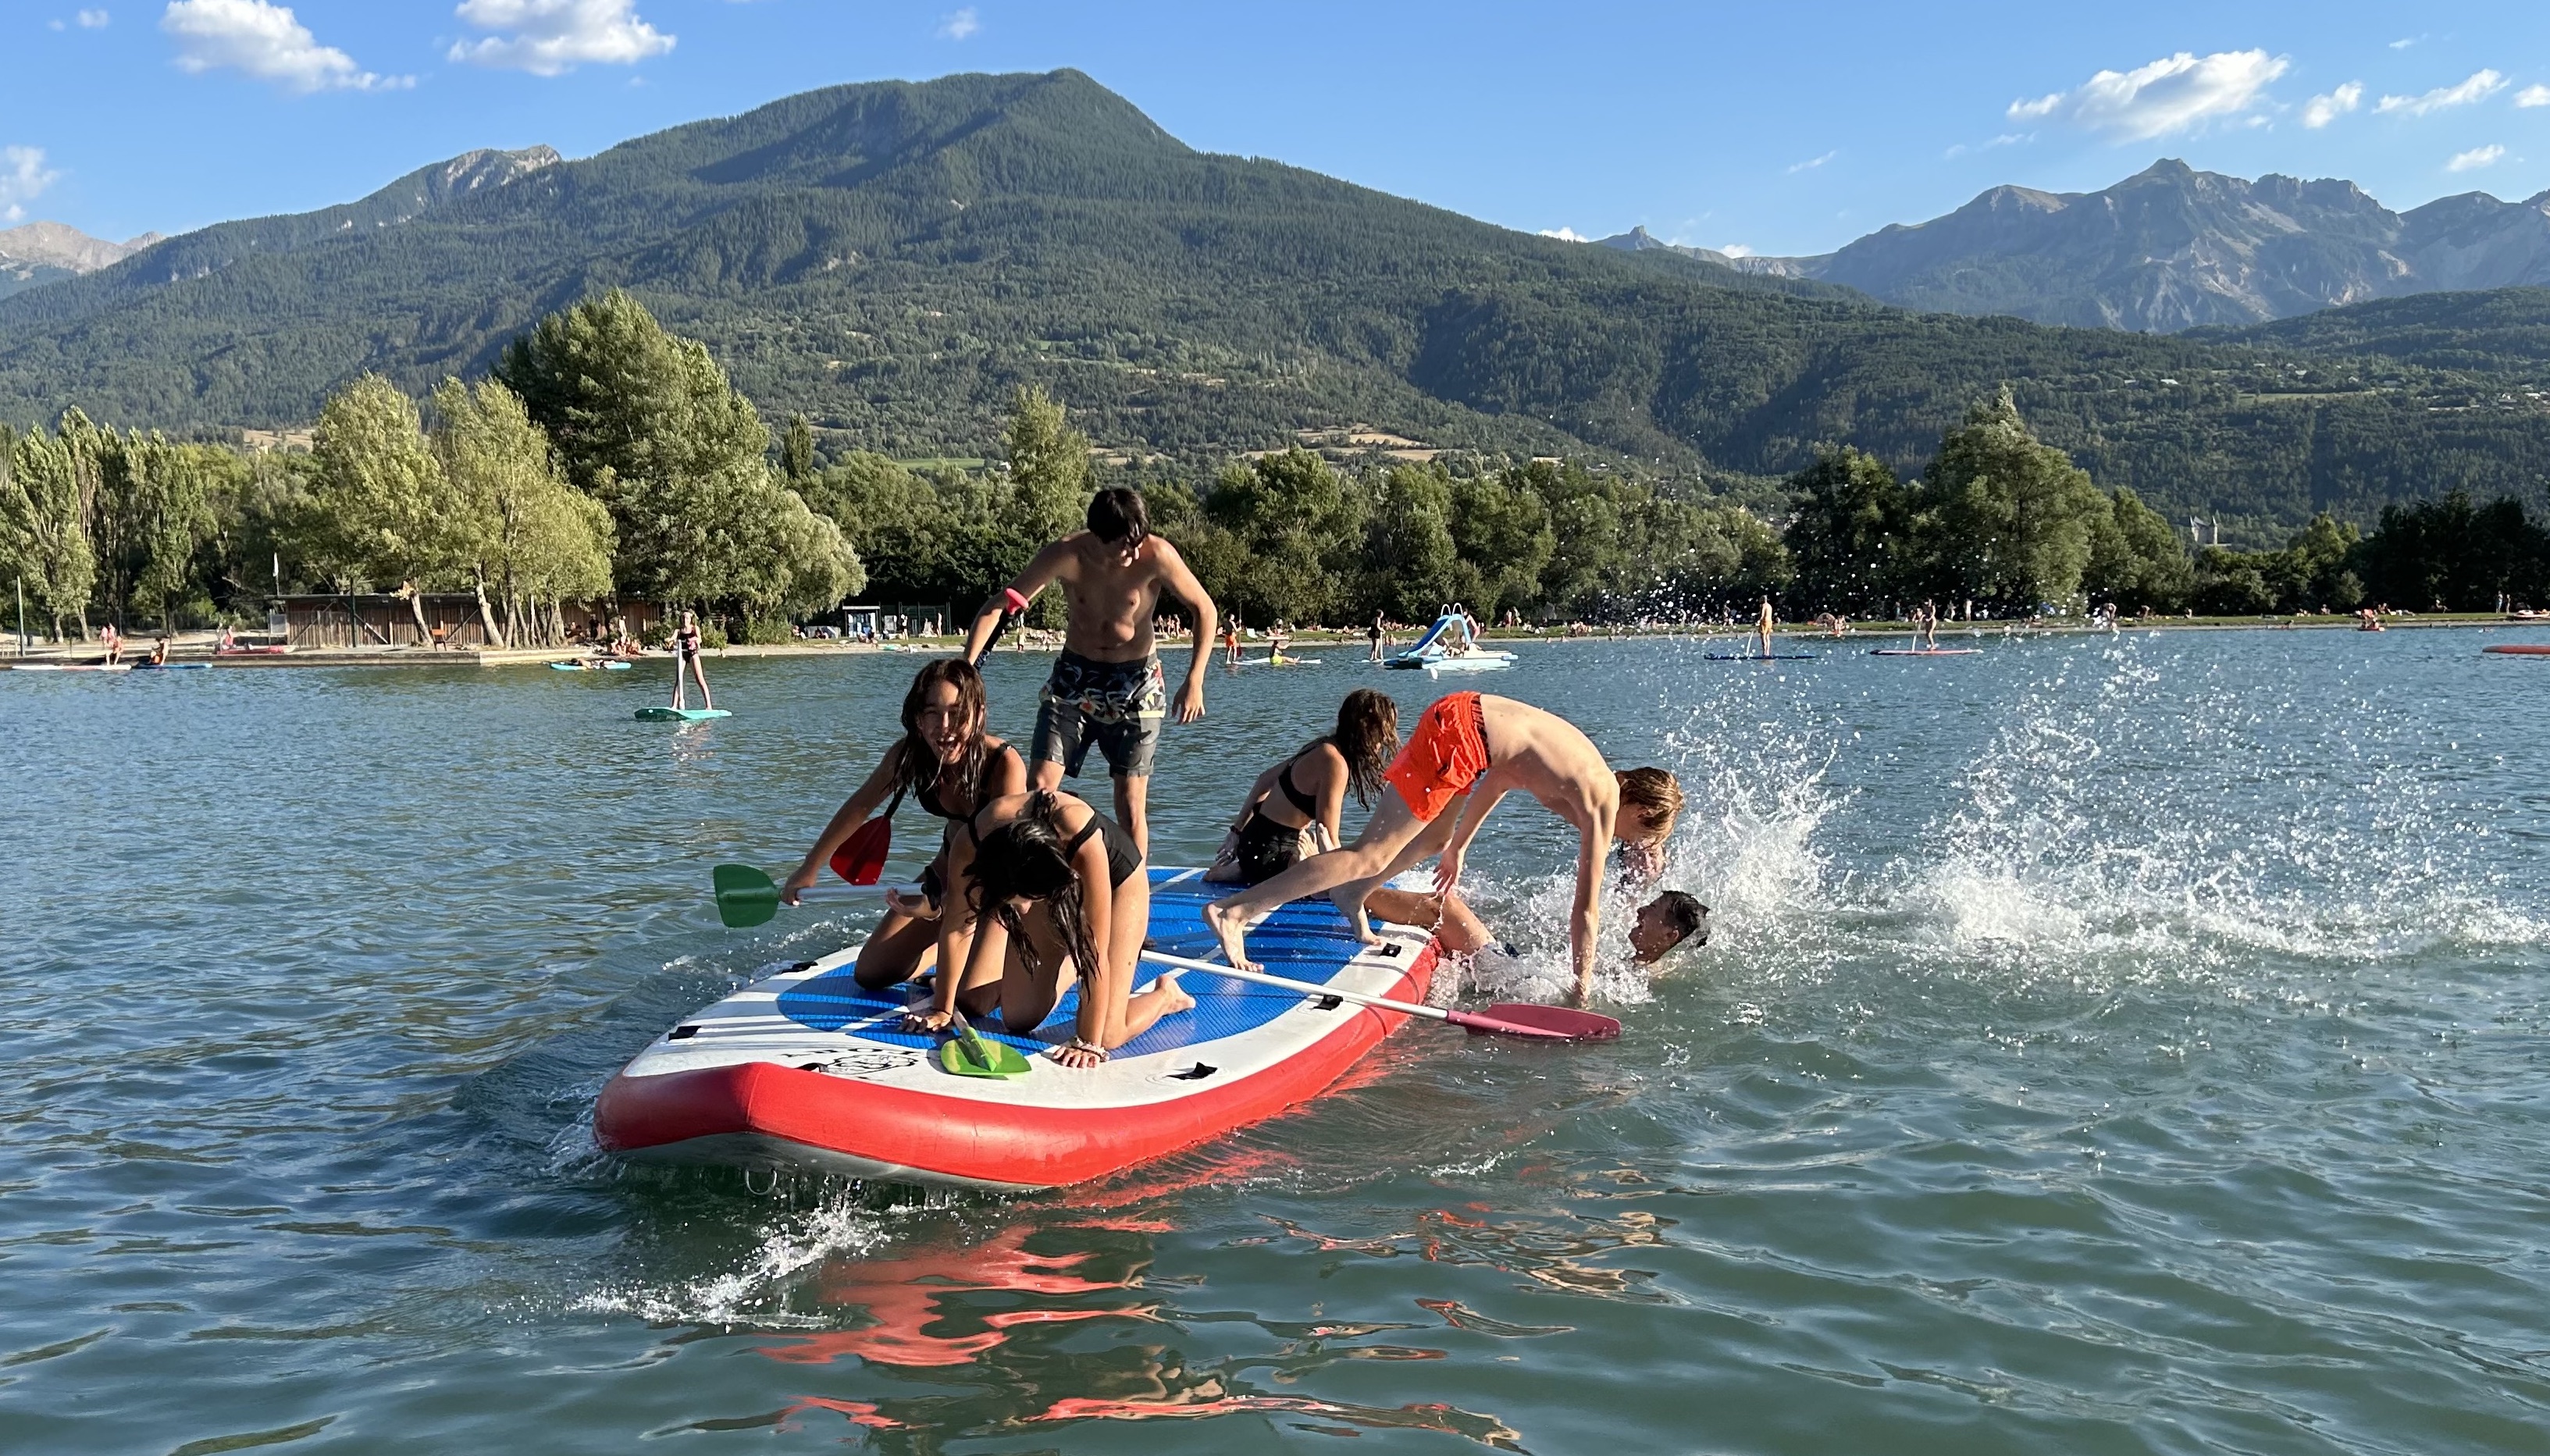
[4,629,2547,1454]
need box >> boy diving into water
[963,487,1218,859]
[1205,691,1683,1002]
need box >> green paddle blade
[938,1016,1031,1077]
[712,863,781,928]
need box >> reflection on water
[3,632,2549,1452]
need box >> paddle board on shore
[10,662,131,672]
[1870,649,1981,657]
[635,706,731,721]
[593,870,1437,1190]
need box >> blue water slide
[1398,614,1462,658]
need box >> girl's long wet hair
[967,790,1105,984]
[1315,689,1398,806]
[893,657,991,805]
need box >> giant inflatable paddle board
[594,870,1437,1191]
[2483,644,2550,656]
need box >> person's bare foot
[1141,972,1195,1018]
[1327,885,1382,945]
[1202,899,1259,971]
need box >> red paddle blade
[830,819,892,885]
[1454,1002,1622,1041]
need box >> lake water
[3,629,2545,1454]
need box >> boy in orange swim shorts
[1383,692,1490,823]
[1208,692,1682,1000]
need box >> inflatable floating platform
[594,870,1437,1191]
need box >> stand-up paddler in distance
[963,487,1216,859]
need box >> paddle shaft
[1138,947,1570,1038]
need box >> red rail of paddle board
[593,942,1438,1187]
[2484,644,2550,656]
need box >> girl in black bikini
[1206,689,1398,885]
[907,788,1192,1068]
[782,658,1027,990]
[670,609,714,710]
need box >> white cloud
[450,0,674,76]
[2008,50,2289,141]
[1538,226,1588,242]
[2390,35,2423,51]
[2301,80,2362,128]
[937,7,978,41]
[1718,243,1757,258]
[161,0,407,91]
[74,9,111,26]
[2376,69,2506,116]
[0,146,63,222]
[2518,84,2550,109]
[1786,149,1836,173]
[2446,144,2505,172]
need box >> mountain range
[1603,160,2550,333]
[2,71,2546,539]
[0,222,164,302]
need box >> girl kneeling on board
[907,788,1193,1068]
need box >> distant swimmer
[1205,692,1683,1001]
[963,486,1218,859]
[669,608,713,712]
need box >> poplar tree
[430,376,614,646]
[309,374,464,641]
[0,424,98,641]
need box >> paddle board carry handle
[968,588,1031,664]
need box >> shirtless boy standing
[1204,691,1682,1001]
[963,486,1216,857]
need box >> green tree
[1784,446,1906,614]
[2082,485,2192,614]
[1636,496,1793,613]
[1000,386,1093,546]
[1448,472,1554,621]
[309,375,468,640]
[495,289,789,607]
[780,413,817,486]
[431,376,616,646]
[1528,461,1629,617]
[1911,387,2108,614]
[0,422,99,640]
[1362,462,1469,622]
[1195,447,1366,624]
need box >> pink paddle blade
[1451,1003,1622,1041]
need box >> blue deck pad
[773,870,1387,1059]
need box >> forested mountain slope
[2,70,2546,536]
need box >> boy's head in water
[1629,891,1708,963]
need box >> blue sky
[5,1,2548,255]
